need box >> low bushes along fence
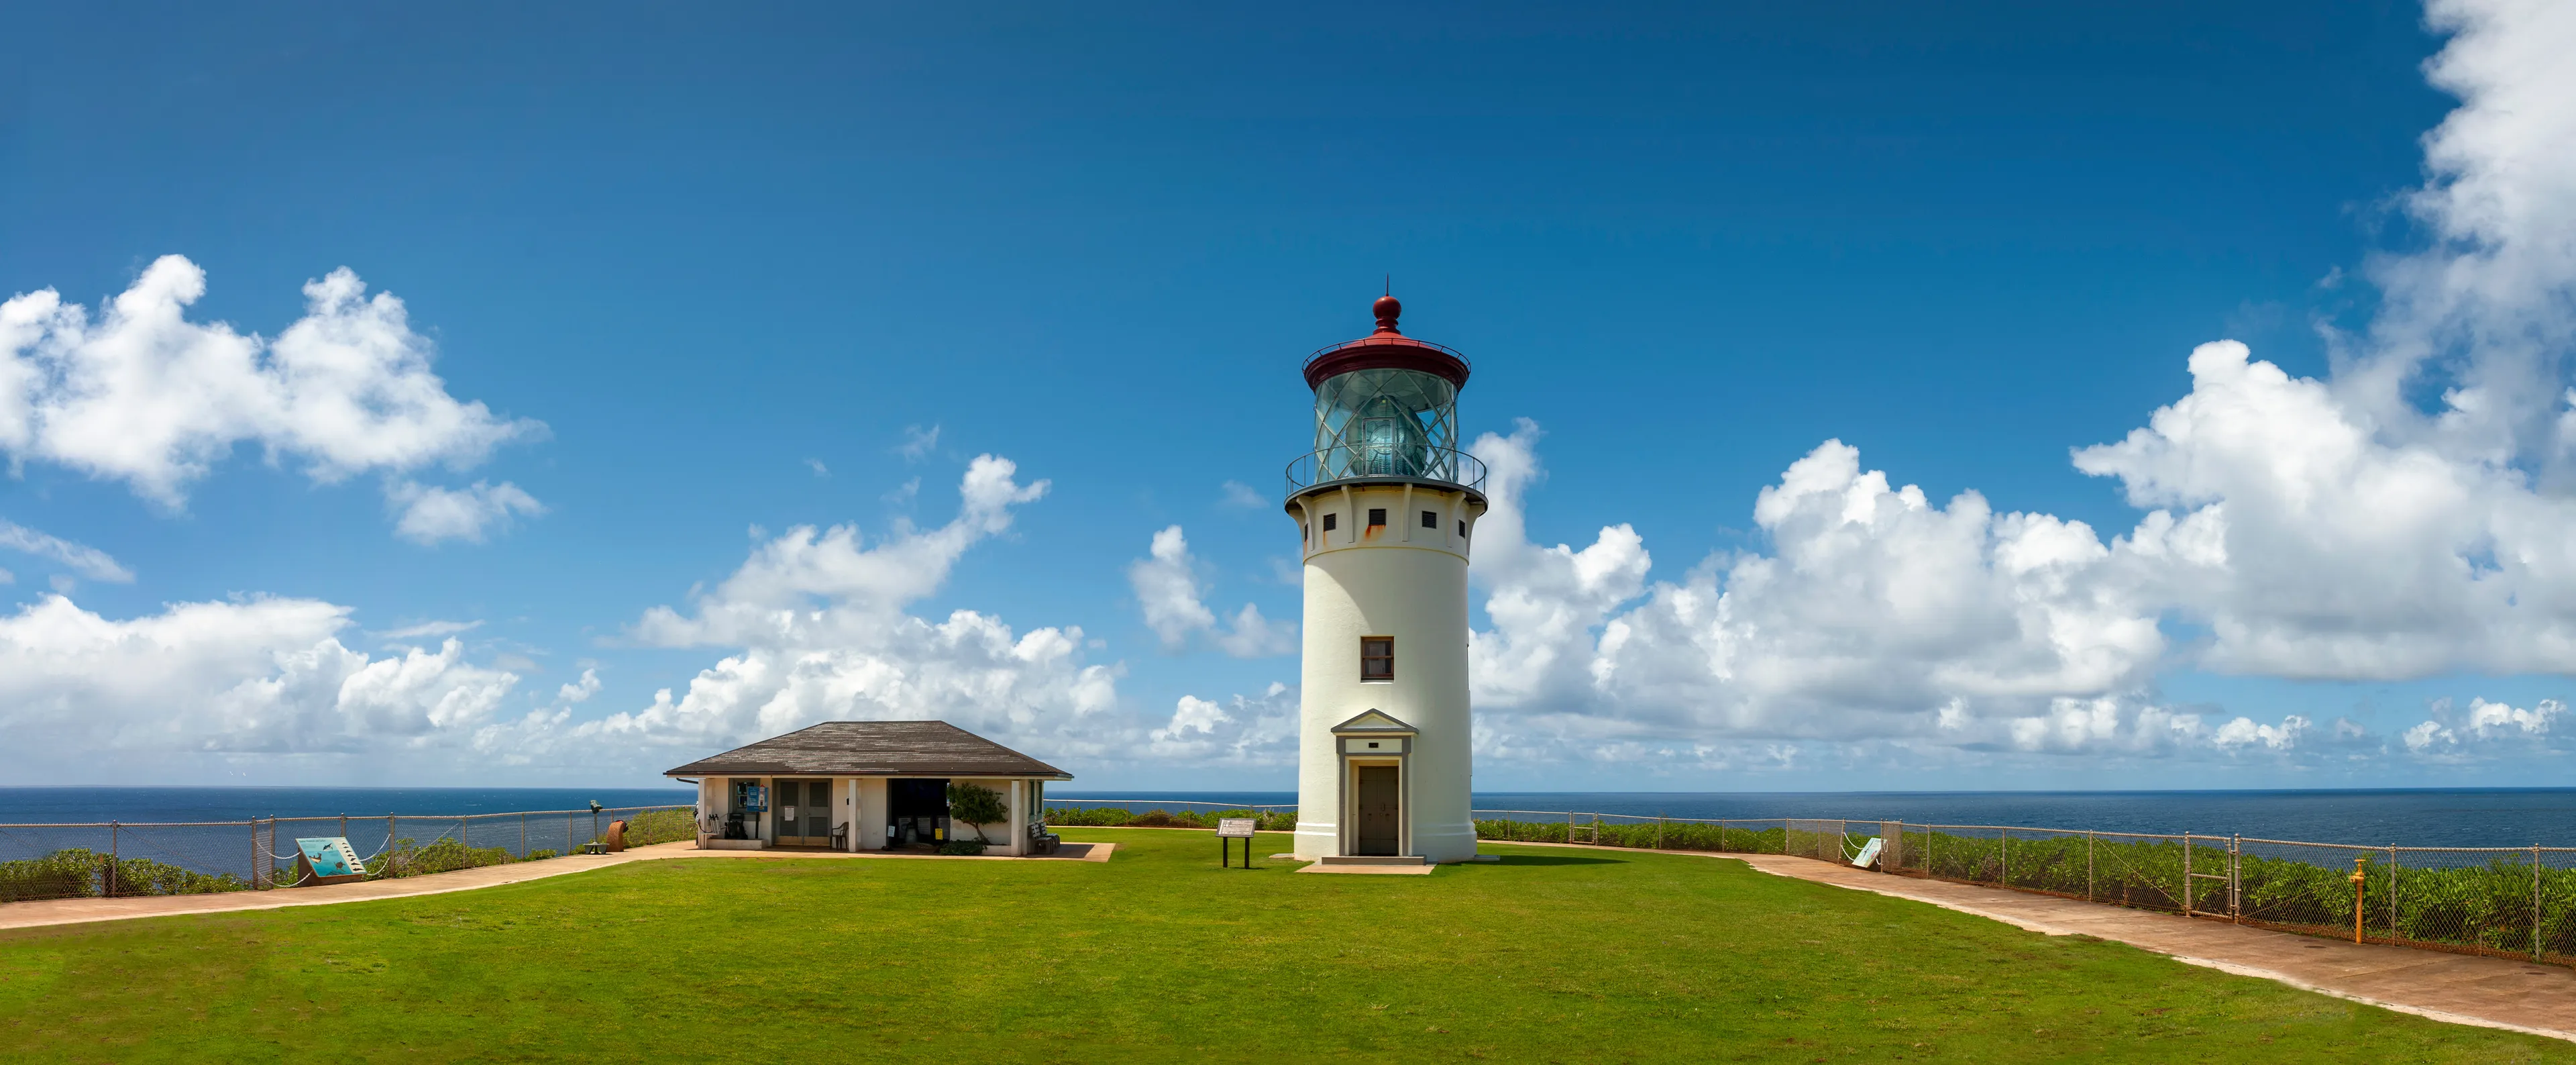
[0,805,694,905]
[1470,809,2576,968]
[1045,803,1296,833]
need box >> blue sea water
[1051,789,2576,849]
[0,787,698,879]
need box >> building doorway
[1353,764,1401,856]
[889,778,950,847]
[772,779,833,846]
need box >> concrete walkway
[1731,852,2576,1044]
[0,840,1116,933]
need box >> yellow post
[2350,856,2369,944]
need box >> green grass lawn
[1,828,2565,1063]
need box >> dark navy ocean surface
[1053,789,2576,849]
[6,787,2572,849]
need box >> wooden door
[1354,765,1400,856]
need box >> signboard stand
[1218,818,1258,868]
[294,837,369,886]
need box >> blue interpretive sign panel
[296,837,367,884]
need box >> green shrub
[370,836,516,878]
[937,839,989,856]
[1042,806,1295,831]
[523,848,559,861]
[0,849,254,902]
[620,808,696,848]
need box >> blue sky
[5,1,2572,791]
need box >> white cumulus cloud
[0,595,521,773]
[0,255,542,528]
[386,480,545,546]
[1126,524,1296,657]
[494,455,1122,766]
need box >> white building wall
[694,778,718,847]
[1290,483,1481,862]
[857,777,890,850]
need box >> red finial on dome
[1372,294,1403,334]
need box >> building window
[1361,636,1393,681]
[1421,510,1438,529]
[1323,513,1338,532]
[1367,508,1387,527]
[1458,520,1467,538]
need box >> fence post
[1718,819,1727,854]
[2000,828,2009,886]
[107,821,119,899]
[2182,834,2193,917]
[2389,846,2400,944]
[2086,831,2095,902]
[2229,834,2241,922]
[388,814,397,876]
[2536,845,2544,962]
[1657,815,1664,851]
[521,813,529,857]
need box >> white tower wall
[1289,483,1483,862]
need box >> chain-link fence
[0,805,694,904]
[1468,810,2576,968]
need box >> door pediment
[1331,709,1417,736]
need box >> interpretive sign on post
[294,837,368,886]
[1218,818,1258,868]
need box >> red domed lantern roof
[1301,295,1471,391]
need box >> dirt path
[1729,851,2576,1043]
[0,840,1114,932]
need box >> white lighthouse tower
[1284,295,1487,864]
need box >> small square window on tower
[1322,513,1338,532]
[1360,636,1393,681]
[1421,510,1438,529]
[1367,508,1387,527]
[1458,520,1467,538]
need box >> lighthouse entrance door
[1354,765,1401,855]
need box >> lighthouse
[1283,295,1487,864]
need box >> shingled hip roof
[663,721,1072,780]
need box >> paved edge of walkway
[0,840,1119,932]
[1722,850,2576,1045]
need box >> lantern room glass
[1310,368,1460,484]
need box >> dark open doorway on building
[889,778,950,848]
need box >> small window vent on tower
[1421,511,1438,529]
[1458,520,1467,538]
[1367,508,1387,527]
[1360,637,1394,681]
[1323,513,1338,532]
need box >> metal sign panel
[1217,818,1258,838]
[296,837,367,884]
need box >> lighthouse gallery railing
[1285,444,1488,495]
